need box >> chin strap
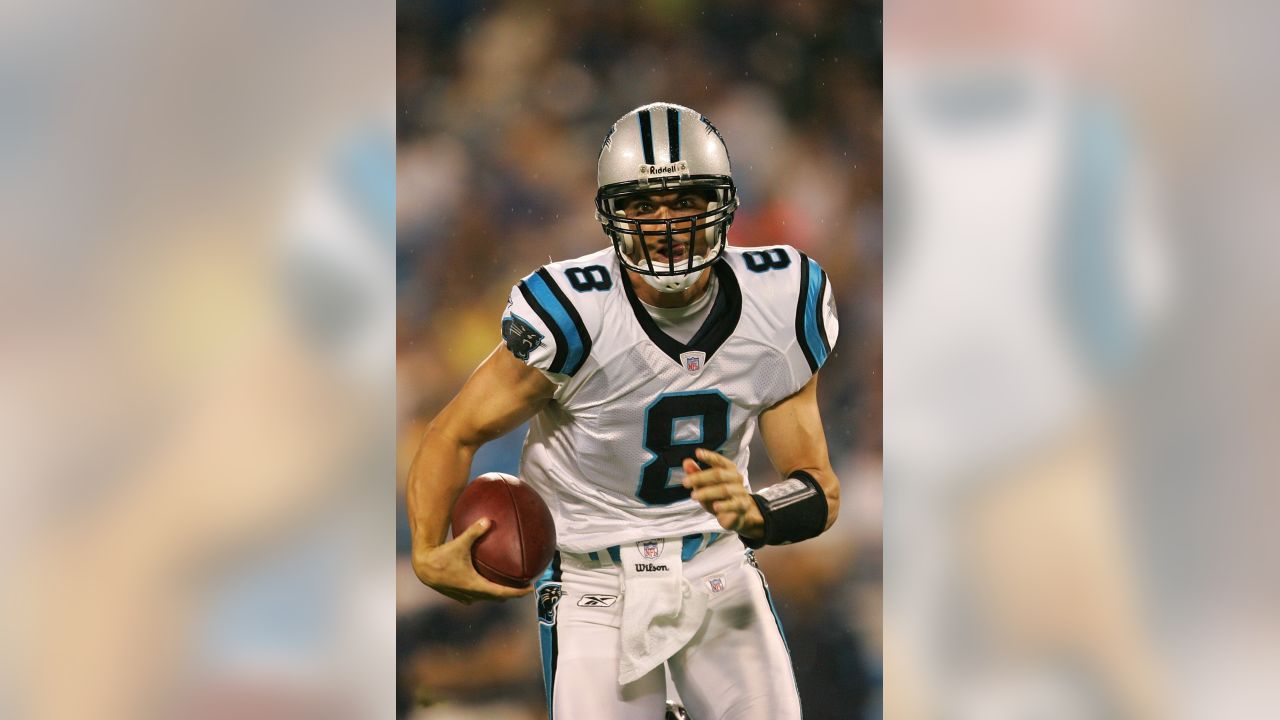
[642,266,705,293]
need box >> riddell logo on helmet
[638,161,688,176]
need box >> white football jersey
[501,245,838,553]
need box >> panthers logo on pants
[538,583,564,625]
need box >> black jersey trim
[621,260,742,366]
[537,268,592,376]
[518,269,594,376]
[814,267,831,357]
[795,252,819,373]
[794,252,832,372]
[519,280,567,373]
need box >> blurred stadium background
[395,1,883,718]
[9,0,1278,718]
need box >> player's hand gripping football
[413,519,534,605]
[682,448,765,541]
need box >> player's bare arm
[407,344,556,603]
[684,372,839,542]
[757,372,840,532]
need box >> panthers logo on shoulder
[502,313,544,361]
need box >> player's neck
[626,269,713,309]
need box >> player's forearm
[406,421,480,553]
[405,348,552,560]
[779,463,839,530]
[811,468,840,532]
[746,466,838,544]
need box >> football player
[407,102,841,719]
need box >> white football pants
[535,534,802,720]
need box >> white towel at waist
[616,538,709,685]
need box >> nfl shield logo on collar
[639,539,664,559]
[680,351,705,374]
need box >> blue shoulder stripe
[795,252,831,372]
[519,269,592,376]
[518,280,567,372]
[809,258,831,362]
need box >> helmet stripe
[638,109,656,165]
[667,107,681,162]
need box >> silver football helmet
[595,102,739,293]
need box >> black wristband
[741,471,828,547]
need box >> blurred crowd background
[396,1,882,718]
[1,0,397,718]
[881,0,1276,717]
[6,0,1280,718]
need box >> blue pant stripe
[538,619,556,714]
[535,553,562,717]
[752,561,791,654]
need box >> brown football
[450,472,556,588]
